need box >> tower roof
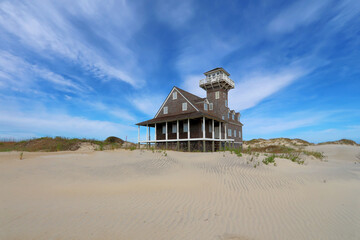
[204,67,230,76]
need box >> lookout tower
[199,67,235,90]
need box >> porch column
[203,116,206,152]
[154,123,157,149]
[225,123,227,149]
[188,118,190,152]
[138,125,140,148]
[219,122,222,151]
[165,121,168,150]
[176,120,179,150]
[212,119,215,152]
[146,125,149,149]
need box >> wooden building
[136,68,243,152]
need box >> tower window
[209,103,213,110]
[163,106,168,114]
[172,91,177,100]
[215,91,219,99]
[232,114,234,120]
[182,102,187,111]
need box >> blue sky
[0,0,359,143]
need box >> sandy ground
[0,145,359,240]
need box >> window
[209,103,213,110]
[163,106,168,114]
[162,125,166,134]
[234,130,236,137]
[183,122,188,132]
[225,100,228,107]
[209,122,212,133]
[204,103,208,111]
[228,112,230,119]
[238,115,240,121]
[228,128,232,137]
[172,91,177,100]
[222,115,225,120]
[232,114,234,120]
[239,131,242,139]
[172,123,177,133]
[215,91,219,99]
[182,102,187,111]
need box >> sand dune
[0,145,359,240]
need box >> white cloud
[295,126,360,143]
[268,0,330,33]
[0,109,137,141]
[181,74,206,98]
[243,114,324,136]
[155,0,194,28]
[129,94,165,117]
[229,67,308,111]
[0,0,144,87]
[88,101,136,122]
[0,51,89,93]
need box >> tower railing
[199,75,235,88]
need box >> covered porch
[136,113,235,152]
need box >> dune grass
[0,136,129,152]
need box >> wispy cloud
[0,0,144,87]
[268,0,330,33]
[0,109,136,141]
[0,51,89,93]
[129,94,165,117]
[154,0,194,28]
[229,66,308,111]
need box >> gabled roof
[136,86,243,126]
[204,67,230,76]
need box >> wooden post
[219,122,222,151]
[188,118,190,152]
[154,123,157,149]
[212,119,215,152]
[146,125,149,149]
[138,125,140,148]
[203,116,206,152]
[165,122,168,150]
[176,120,179,151]
[224,124,227,150]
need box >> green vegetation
[0,136,132,152]
[318,139,358,146]
[262,154,276,165]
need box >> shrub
[262,154,275,165]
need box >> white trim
[176,120,179,140]
[154,87,199,118]
[202,116,205,138]
[165,122,168,140]
[187,118,190,139]
[155,123,157,140]
[212,119,214,139]
[138,125,140,143]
